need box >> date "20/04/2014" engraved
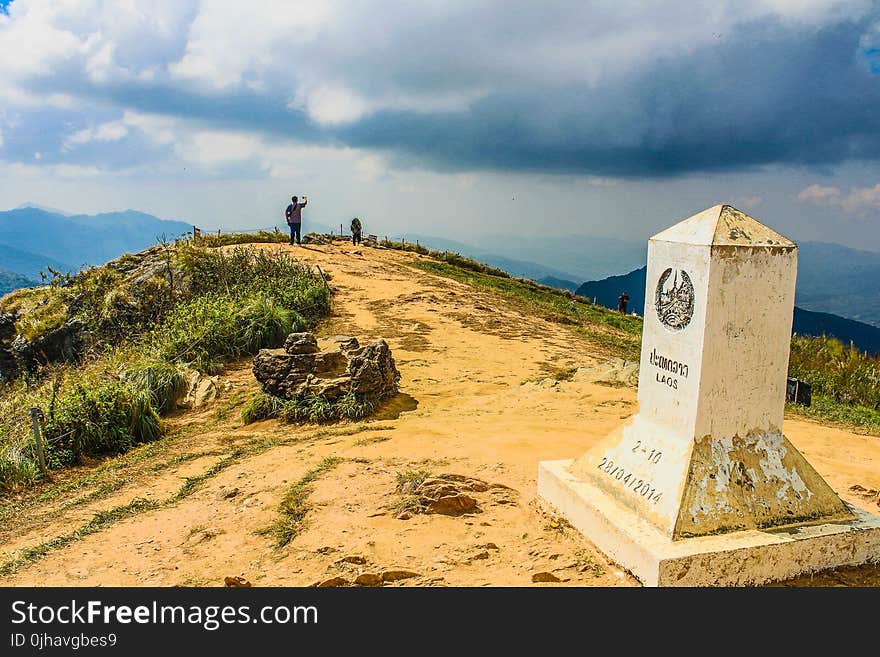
[596,457,662,504]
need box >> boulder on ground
[253,332,400,402]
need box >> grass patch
[262,456,343,547]
[241,391,377,425]
[353,435,392,446]
[786,396,880,435]
[0,497,160,576]
[193,230,288,248]
[0,422,367,576]
[573,549,606,578]
[392,468,432,517]
[409,259,641,359]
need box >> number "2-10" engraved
[597,457,662,504]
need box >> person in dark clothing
[618,291,630,314]
[284,195,308,245]
[350,217,362,246]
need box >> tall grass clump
[241,391,377,425]
[788,335,880,415]
[0,241,331,493]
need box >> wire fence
[189,223,413,245]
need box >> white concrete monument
[538,204,880,586]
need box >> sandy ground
[2,240,879,587]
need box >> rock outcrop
[253,332,400,401]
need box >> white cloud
[735,195,764,208]
[798,184,841,204]
[798,182,880,213]
[841,184,880,212]
[64,119,129,148]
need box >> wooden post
[315,265,329,289]
[29,407,48,475]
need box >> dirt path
[2,241,879,587]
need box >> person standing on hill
[284,195,308,245]
[618,291,629,314]
[350,217,362,246]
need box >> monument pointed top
[650,204,796,248]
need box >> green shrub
[42,378,161,466]
[240,393,288,425]
[241,391,378,425]
[789,335,880,409]
[0,444,40,494]
[122,354,190,415]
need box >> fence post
[315,265,329,289]
[28,407,48,475]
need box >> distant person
[350,217,362,246]
[618,291,629,314]
[284,194,308,245]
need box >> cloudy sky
[1,0,879,249]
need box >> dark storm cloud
[337,19,880,177]
[3,5,879,178]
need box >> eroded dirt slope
[2,241,879,587]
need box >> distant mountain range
[794,242,880,328]
[403,233,587,284]
[575,266,880,354]
[0,269,38,298]
[2,207,879,342]
[405,232,880,329]
[0,207,193,295]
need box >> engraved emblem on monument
[654,268,694,331]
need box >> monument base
[538,459,880,587]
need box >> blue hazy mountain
[15,202,73,216]
[0,243,75,279]
[0,207,193,273]
[440,232,879,328]
[575,266,880,354]
[536,275,580,291]
[795,242,880,328]
[0,269,38,297]
[403,233,583,283]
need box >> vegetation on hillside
[408,259,642,359]
[0,241,330,493]
[787,335,880,431]
[403,245,880,433]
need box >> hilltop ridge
[1,237,878,587]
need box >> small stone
[381,569,420,582]
[481,543,499,550]
[396,512,412,520]
[224,576,251,588]
[532,572,561,583]
[317,576,349,588]
[316,546,338,555]
[221,487,241,499]
[355,573,383,586]
[426,494,478,516]
[473,551,490,560]
[339,555,367,565]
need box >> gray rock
[284,332,319,354]
[253,332,399,402]
[11,318,86,373]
